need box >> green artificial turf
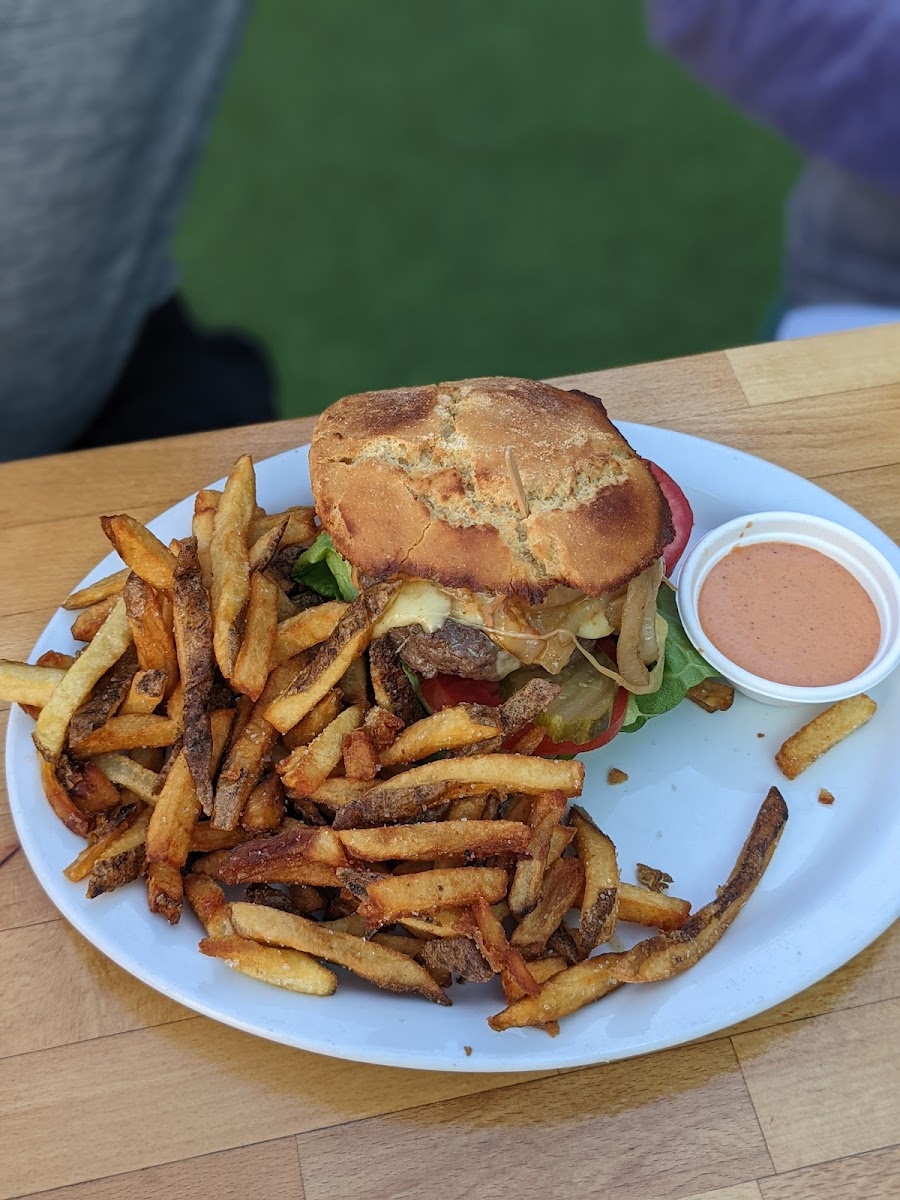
[176,0,799,419]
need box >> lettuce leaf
[620,584,716,733]
[292,533,358,601]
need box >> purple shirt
[647,1,900,191]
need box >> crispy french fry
[172,537,214,811]
[330,781,457,830]
[91,753,159,804]
[70,714,179,757]
[64,805,142,882]
[35,650,77,671]
[509,792,568,916]
[232,569,279,700]
[470,895,540,1002]
[309,777,372,811]
[617,882,691,930]
[351,866,508,930]
[282,688,343,750]
[546,823,576,867]
[363,705,404,750]
[276,704,364,798]
[184,870,232,937]
[380,705,502,767]
[510,856,584,958]
[218,823,347,885]
[249,507,317,548]
[776,694,876,780]
[398,907,473,940]
[364,755,582,803]
[526,956,569,986]
[273,602,348,666]
[342,727,379,780]
[613,788,788,983]
[340,820,529,864]
[67,646,139,748]
[64,759,122,814]
[188,825,252,854]
[71,595,120,642]
[265,584,397,734]
[210,454,256,680]
[686,679,735,713]
[123,572,178,697]
[570,805,618,952]
[100,514,177,591]
[63,568,131,611]
[211,656,302,830]
[368,636,425,726]
[192,489,220,591]
[86,843,147,899]
[229,902,448,1005]
[338,656,369,707]
[145,709,233,923]
[489,952,624,1030]
[118,668,167,716]
[248,515,288,573]
[0,661,65,708]
[33,598,133,762]
[240,773,285,832]
[39,759,91,837]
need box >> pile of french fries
[0,455,790,1033]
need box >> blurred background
[175,0,799,420]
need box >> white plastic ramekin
[675,511,900,706]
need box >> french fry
[488,952,623,1030]
[776,694,877,780]
[330,780,457,830]
[210,454,256,680]
[100,514,177,591]
[189,874,337,997]
[39,759,91,837]
[231,570,279,700]
[64,805,141,882]
[63,568,130,611]
[282,688,343,750]
[338,819,530,862]
[272,602,348,666]
[123,572,178,696]
[189,826,252,854]
[35,650,77,671]
[510,856,584,957]
[350,866,508,930]
[265,584,398,734]
[686,679,735,713]
[71,595,119,642]
[64,759,122,814]
[570,805,618,952]
[229,902,448,1005]
[145,709,233,923]
[240,773,285,832]
[309,777,372,812]
[368,636,425,726]
[276,704,364,798]
[420,936,494,984]
[0,661,65,708]
[508,792,568,915]
[380,705,502,767]
[342,727,380,780]
[70,714,178,757]
[398,907,473,940]
[616,788,789,982]
[192,489,220,591]
[33,598,133,762]
[211,656,302,830]
[361,755,583,802]
[249,507,317,548]
[67,646,139,747]
[91,753,159,804]
[248,515,288,573]
[526,956,569,986]
[118,668,167,716]
[363,706,404,750]
[338,656,369,707]
[86,843,147,899]
[617,882,691,931]
[218,823,347,884]
[470,895,540,1002]
[546,823,575,867]
[172,537,214,811]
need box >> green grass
[176,0,799,419]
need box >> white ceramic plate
[7,425,900,1072]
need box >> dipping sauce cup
[675,512,900,706]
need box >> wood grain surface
[2,326,899,1200]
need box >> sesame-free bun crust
[309,377,674,600]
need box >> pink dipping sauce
[697,541,881,687]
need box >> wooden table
[2,324,899,1200]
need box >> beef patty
[389,619,502,680]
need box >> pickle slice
[501,653,617,745]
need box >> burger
[298,376,710,755]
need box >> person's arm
[647,0,900,189]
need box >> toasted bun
[309,377,674,600]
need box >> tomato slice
[648,461,694,575]
[419,672,626,758]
